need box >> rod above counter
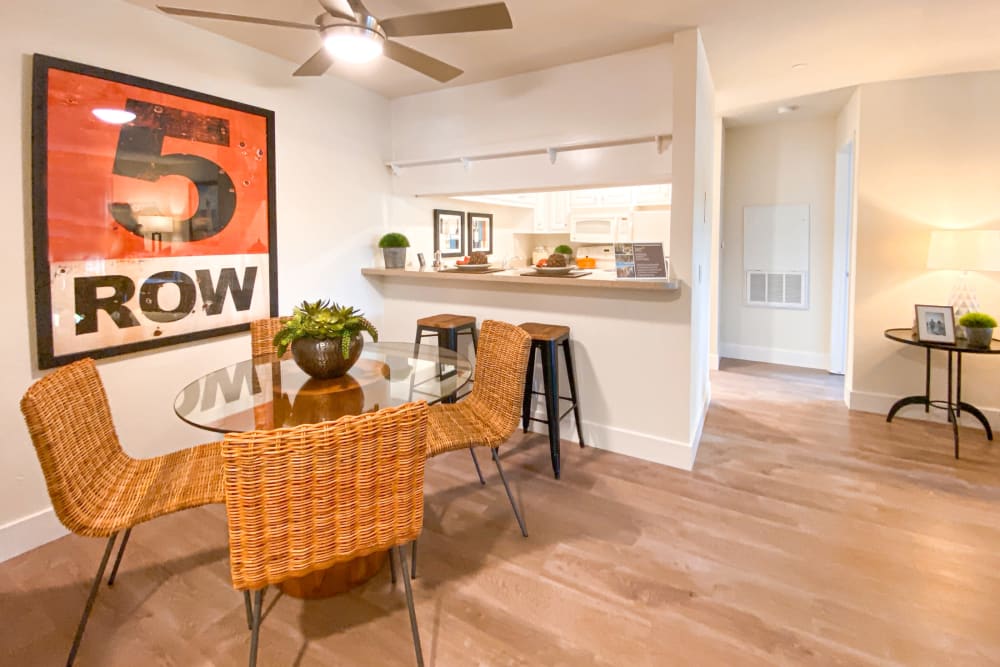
[361,267,680,292]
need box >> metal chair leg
[395,546,425,667]
[243,591,253,630]
[67,533,118,666]
[248,588,264,667]
[491,449,528,537]
[410,540,418,580]
[106,526,132,586]
[388,546,398,584]
[469,447,486,485]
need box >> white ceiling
[127,0,1000,114]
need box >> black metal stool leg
[388,546,398,584]
[521,344,537,433]
[395,545,425,667]
[67,533,118,666]
[106,526,131,586]
[410,539,419,580]
[469,447,486,485]
[540,341,561,479]
[562,339,585,448]
[492,449,528,537]
[248,588,264,667]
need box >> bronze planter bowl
[291,334,364,379]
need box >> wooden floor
[3,361,1000,666]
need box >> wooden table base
[279,551,388,599]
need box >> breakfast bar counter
[361,267,680,292]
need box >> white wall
[671,29,717,456]
[388,44,674,195]
[1,0,391,561]
[848,71,1000,425]
[835,89,862,402]
[719,117,837,369]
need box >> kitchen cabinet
[633,184,672,206]
[532,192,570,232]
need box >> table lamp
[926,229,1000,333]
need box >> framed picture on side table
[467,212,494,255]
[433,209,465,258]
[915,304,956,344]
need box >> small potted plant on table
[958,311,997,348]
[274,300,379,379]
[378,232,410,269]
[554,244,575,265]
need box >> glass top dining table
[174,342,472,434]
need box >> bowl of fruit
[533,253,575,275]
[454,251,491,270]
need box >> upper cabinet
[533,192,569,232]
[633,184,672,207]
[569,184,671,209]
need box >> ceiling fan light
[323,25,384,63]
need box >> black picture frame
[467,212,494,255]
[31,54,278,369]
[433,209,466,258]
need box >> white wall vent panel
[745,271,808,308]
[743,204,810,309]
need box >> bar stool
[414,313,485,484]
[519,322,585,479]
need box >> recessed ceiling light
[791,63,808,70]
[91,108,136,124]
[777,105,800,115]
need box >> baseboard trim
[849,390,999,431]
[719,342,829,370]
[525,408,699,471]
[0,507,67,563]
[689,386,712,468]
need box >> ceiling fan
[157,0,513,82]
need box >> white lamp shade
[927,230,1000,272]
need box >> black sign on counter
[614,242,669,279]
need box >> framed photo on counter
[915,304,956,344]
[467,212,493,255]
[30,54,277,369]
[434,209,465,258]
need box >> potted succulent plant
[958,311,997,348]
[274,300,378,379]
[378,232,410,269]
[554,244,575,265]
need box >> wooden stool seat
[414,313,478,404]
[519,322,584,479]
[519,322,570,343]
[417,314,476,329]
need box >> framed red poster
[31,54,277,369]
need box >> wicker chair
[425,320,532,542]
[223,401,430,667]
[19,358,224,666]
[249,316,291,359]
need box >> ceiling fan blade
[346,0,372,16]
[383,40,463,83]
[317,0,355,21]
[293,47,335,77]
[380,2,512,37]
[157,6,319,31]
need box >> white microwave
[569,211,632,243]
